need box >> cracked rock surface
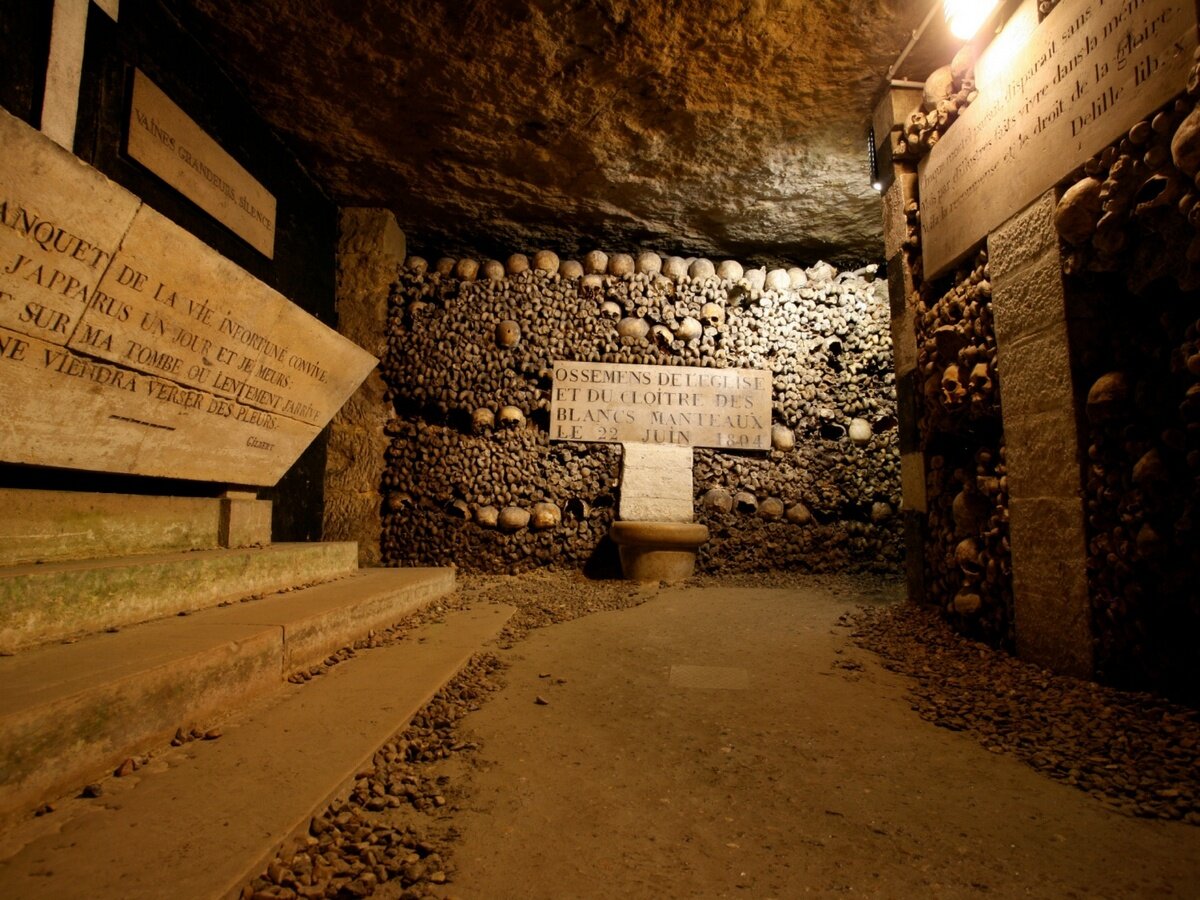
[162,0,932,264]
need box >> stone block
[619,443,694,522]
[1003,409,1085,500]
[0,489,223,566]
[0,542,359,652]
[994,318,1075,416]
[219,493,272,548]
[1008,496,1093,678]
[991,245,1069,346]
[987,190,1058,283]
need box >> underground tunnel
[0,0,1199,897]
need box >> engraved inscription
[550,361,772,450]
[920,0,1196,278]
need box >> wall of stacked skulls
[1052,80,1200,698]
[377,250,902,575]
[898,53,1014,649]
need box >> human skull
[560,260,584,279]
[941,364,967,405]
[607,253,635,276]
[405,256,428,274]
[700,302,725,328]
[454,258,479,281]
[498,506,530,532]
[531,502,562,530]
[688,258,716,280]
[496,319,521,348]
[955,537,983,577]
[651,324,674,349]
[498,405,525,429]
[472,407,495,433]
[533,250,560,274]
[716,260,744,281]
[505,253,530,275]
[674,316,702,342]
[771,424,795,451]
[764,268,791,292]
[617,317,650,340]
[701,488,733,513]
[759,497,785,519]
[635,252,662,275]
[662,256,688,280]
[968,362,993,399]
[435,257,456,276]
[600,300,623,319]
[583,250,608,274]
[481,259,505,281]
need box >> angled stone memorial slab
[920,0,1197,278]
[0,108,377,486]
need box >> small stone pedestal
[610,520,709,581]
[610,443,708,582]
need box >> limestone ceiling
[163,0,954,266]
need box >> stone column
[876,86,926,603]
[988,190,1093,678]
[322,209,404,566]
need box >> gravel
[849,601,1200,823]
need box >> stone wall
[377,252,901,575]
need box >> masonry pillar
[322,209,404,566]
[876,85,926,603]
[988,190,1093,677]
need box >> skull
[472,407,495,433]
[651,324,674,349]
[532,250,560,274]
[636,252,663,276]
[531,502,562,530]
[716,260,744,281]
[405,256,428,274]
[700,302,725,328]
[968,361,993,399]
[505,253,530,275]
[559,260,584,279]
[617,317,650,340]
[662,256,688,280]
[674,316,702,342]
[955,537,983,578]
[941,364,967,406]
[498,406,525,429]
[607,253,635,276]
[688,258,716,280]
[600,300,622,319]
[764,268,791,292]
[453,258,478,281]
[481,259,505,281]
[496,319,521,348]
[583,250,608,274]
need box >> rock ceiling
[165,0,952,266]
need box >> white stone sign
[127,69,277,258]
[0,108,376,486]
[920,0,1197,278]
[550,361,772,450]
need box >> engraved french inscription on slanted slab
[0,123,140,346]
[127,69,276,258]
[0,108,376,486]
[920,0,1197,278]
[551,361,772,450]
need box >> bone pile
[378,252,901,574]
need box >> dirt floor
[393,574,1195,900]
[230,571,1200,899]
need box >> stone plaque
[920,0,1197,278]
[550,361,772,450]
[127,69,277,258]
[0,108,376,486]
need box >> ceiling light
[944,0,1000,40]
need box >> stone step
[0,566,456,828]
[0,542,361,652]
[0,488,273,567]
[0,601,510,900]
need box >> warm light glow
[872,181,884,193]
[944,0,1000,40]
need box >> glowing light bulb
[944,0,1000,40]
